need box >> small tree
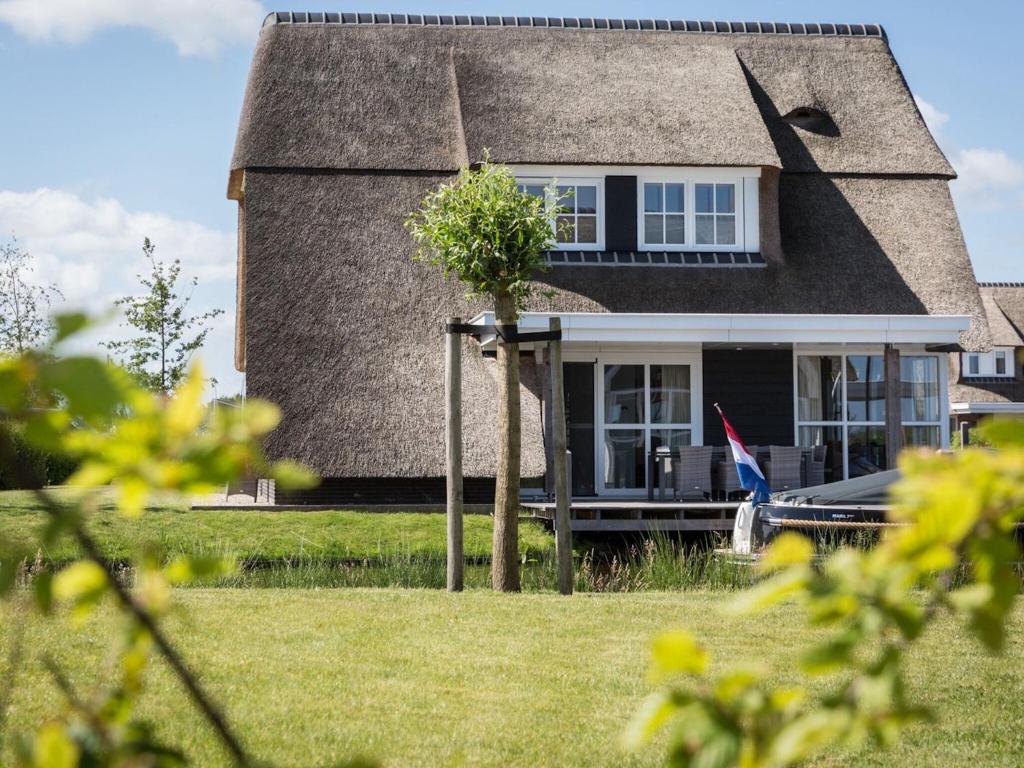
[0,237,63,356]
[105,238,223,395]
[406,159,558,592]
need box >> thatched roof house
[229,13,987,504]
[950,283,1024,427]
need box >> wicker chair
[716,445,759,500]
[764,446,803,492]
[672,446,714,500]
[804,445,827,488]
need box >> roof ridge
[979,281,1024,288]
[262,11,887,40]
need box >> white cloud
[914,95,949,139]
[0,187,242,394]
[0,0,265,56]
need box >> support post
[446,317,464,592]
[549,317,573,595]
[884,344,903,469]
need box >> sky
[1,0,1022,395]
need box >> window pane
[644,183,663,213]
[715,184,735,213]
[846,355,885,422]
[576,185,597,215]
[576,216,597,244]
[695,184,713,213]
[798,425,844,484]
[644,214,664,244]
[556,216,574,244]
[900,356,939,423]
[996,352,1007,375]
[650,364,691,423]
[848,425,887,478]
[695,215,714,244]
[556,186,575,213]
[651,429,691,453]
[522,184,546,199]
[968,354,979,375]
[665,214,685,244]
[604,430,645,489]
[604,364,644,424]
[903,426,940,449]
[665,183,685,213]
[797,355,842,421]
[715,215,736,245]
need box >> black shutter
[604,176,637,252]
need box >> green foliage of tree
[406,158,559,592]
[0,313,320,766]
[626,419,1024,767]
[0,238,63,356]
[104,239,223,396]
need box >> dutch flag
[715,403,772,506]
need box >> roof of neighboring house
[230,14,954,178]
[979,289,1024,347]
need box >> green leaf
[32,722,80,768]
[164,555,235,585]
[768,709,851,766]
[759,533,814,573]
[271,459,318,490]
[38,357,125,423]
[52,312,91,344]
[53,560,108,620]
[649,629,709,681]
[730,568,808,614]
[621,691,678,750]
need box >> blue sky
[2,0,1022,394]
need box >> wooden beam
[549,317,573,595]
[445,316,464,592]
[884,344,903,469]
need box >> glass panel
[651,429,691,453]
[564,363,596,496]
[576,216,597,243]
[522,184,546,199]
[968,354,979,375]
[604,364,644,424]
[556,185,575,213]
[665,183,685,213]
[576,185,597,214]
[715,215,736,245]
[715,184,735,213]
[903,425,940,449]
[650,365,690,424]
[848,425,886,478]
[996,352,1007,375]
[900,356,939,423]
[644,214,664,244]
[798,425,844,484]
[556,216,574,243]
[604,429,644,489]
[695,184,713,213]
[797,356,842,421]
[695,215,714,245]
[846,355,885,422]
[665,214,685,244]
[644,183,663,213]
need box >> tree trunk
[492,290,521,592]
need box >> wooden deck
[521,499,740,532]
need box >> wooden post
[446,317,464,592]
[549,317,573,595]
[884,344,903,469]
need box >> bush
[0,424,78,489]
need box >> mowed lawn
[3,590,1023,768]
[0,490,553,561]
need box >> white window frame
[637,169,750,252]
[961,346,1016,378]
[516,176,604,251]
[793,347,947,481]
[589,351,703,497]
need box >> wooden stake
[884,344,903,469]
[446,317,464,592]
[549,317,573,595]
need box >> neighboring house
[950,283,1024,433]
[228,13,989,504]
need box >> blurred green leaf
[649,630,708,681]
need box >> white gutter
[468,311,970,347]
[950,401,1024,415]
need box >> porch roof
[469,311,970,348]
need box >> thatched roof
[231,17,952,175]
[978,284,1024,347]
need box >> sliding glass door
[597,356,702,495]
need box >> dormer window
[783,106,838,136]
[962,347,1016,378]
[638,173,747,252]
[517,177,603,250]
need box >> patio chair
[672,446,714,501]
[715,445,759,500]
[804,444,827,488]
[764,445,803,492]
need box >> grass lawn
[0,490,554,561]
[2,590,1022,767]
